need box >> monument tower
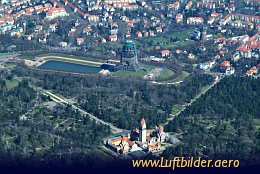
[121,40,140,71]
[139,118,147,143]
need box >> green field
[142,64,158,71]
[115,67,175,80]
[254,119,260,130]
[115,69,147,78]
[169,30,191,40]
[144,36,166,43]
[143,30,190,43]
[139,30,193,50]
[158,69,175,79]
[172,104,185,115]
[161,40,194,49]
[5,63,16,69]
[115,64,156,78]
[167,71,190,83]
[5,79,19,90]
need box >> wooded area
[13,66,214,129]
[163,76,260,164]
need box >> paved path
[151,80,183,85]
[43,91,123,133]
[36,56,104,66]
[164,74,223,126]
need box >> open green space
[5,79,19,90]
[138,30,193,50]
[158,69,175,79]
[142,64,158,71]
[166,71,190,83]
[143,30,191,43]
[254,119,260,130]
[115,65,174,79]
[4,63,16,69]
[144,36,166,43]
[161,40,194,50]
[169,30,191,40]
[171,104,185,115]
[115,69,147,78]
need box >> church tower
[139,118,147,143]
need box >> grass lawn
[167,71,190,83]
[169,30,191,40]
[253,119,260,130]
[161,40,194,50]
[132,40,142,47]
[140,30,193,51]
[172,104,185,115]
[200,84,211,93]
[115,70,147,78]
[20,55,35,60]
[5,79,19,90]
[142,64,157,71]
[158,69,175,79]
[5,63,16,69]
[144,36,167,43]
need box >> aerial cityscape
[0,0,259,173]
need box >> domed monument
[121,40,141,71]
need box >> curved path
[36,56,104,66]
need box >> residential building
[176,13,183,23]
[76,38,85,45]
[109,34,118,42]
[160,50,170,57]
[168,1,180,11]
[246,66,258,76]
[45,7,68,20]
[185,1,193,10]
[197,2,215,9]
[237,34,260,58]
[136,31,142,38]
[187,17,204,25]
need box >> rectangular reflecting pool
[39,60,102,74]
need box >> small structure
[160,50,170,57]
[246,66,258,76]
[76,38,85,45]
[59,41,68,48]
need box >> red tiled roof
[141,118,146,126]
[161,50,170,54]
[220,60,230,67]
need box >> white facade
[139,119,146,143]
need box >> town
[0,0,259,79]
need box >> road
[151,80,183,85]
[164,74,223,126]
[43,91,123,133]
